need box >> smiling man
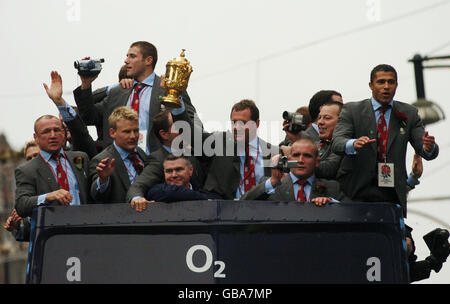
[89,106,148,204]
[138,155,221,207]
[331,64,439,217]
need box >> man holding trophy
[74,41,199,155]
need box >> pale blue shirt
[235,136,265,199]
[96,142,142,192]
[127,73,185,154]
[37,148,81,206]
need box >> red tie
[243,145,256,193]
[130,83,145,115]
[128,152,144,175]
[377,106,389,162]
[51,153,69,191]
[296,180,308,203]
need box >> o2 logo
[185,245,226,278]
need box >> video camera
[74,58,105,77]
[282,111,307,134]
[273,155,298,173]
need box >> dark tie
[377,106,390,162]
[51,153,69,191]
[296,180,308,203]
[243,144,256,193]
[128,152,144,175]
[130,83,145,115]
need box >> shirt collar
[311,123,319,134]
[371,96,393,111]
[289,172,316,186]
[133,72,155,87]
[40,148,64,162]
[113,142,136,160]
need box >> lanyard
[123,154,138,183]
[39,150,70,191]
[129,85,149,105]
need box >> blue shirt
[235,136,265,199]
[37,148,81,206]
[127,73,186,154]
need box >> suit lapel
[111,146,132,189]
[276,175,295,201]
[148,75,164,127]
[387,101,400,154]
[65,151,88,204]
[36,155,60,191]
[362,99,378,153]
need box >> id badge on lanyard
[378,158,394,188]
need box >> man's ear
[159,129,168,141]
[188,165,194,178]
[109,128,116,139]
[145,56,153,67]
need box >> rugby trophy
[161,49,193,108]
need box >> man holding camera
[242,138,347,205]
[74,41,199,155]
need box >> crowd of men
[3,40,449,282]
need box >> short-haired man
[14,115,90,218]
[74,41,199,155]
[242,138,346,205]
[89,106,148,204]
[331,64,439,217]
[142,155,221,206]
[303,90,343,144]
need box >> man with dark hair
[74,41,199,155]
[242,138,346,204]
[14,115,90,218]
[331,63,438,217]
[314,101,344,179]
[303,90,343,144]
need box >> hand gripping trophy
[161,49,193,108]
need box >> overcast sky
[1,0,449,283]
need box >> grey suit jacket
[201,133,278,200]
[241,174,347,202]
[75,75,197,154]
[315,141,342,180]
[331,99,439,216]
[14,150,90,218]
[89,145,148,204]
[301,125,320,144]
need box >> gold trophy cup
[161,49,193,108]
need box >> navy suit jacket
[146,183,222,203]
